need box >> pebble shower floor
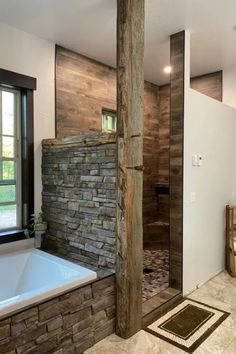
[142,249,169,302]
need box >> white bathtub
[0,248,97,318]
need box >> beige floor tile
[187,282,232,312]
[207,276,228,291]
[106,331,161,354]
[84,338,129,354]
[212,272,233,286]
[151,339,186,354]
[223,337,236,353]
[200,325,236,354]
[194,346,213,354]
[188,293,231,312]
[221,310,236,330]
[106,330,185,354]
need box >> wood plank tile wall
[55,46,222,227]
[169,31,185,291]
[56,46,116,136]
[143,82,159,224]
[190,71,222,101]
[55,46,159,224]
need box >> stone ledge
[42,132,116,149]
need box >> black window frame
[0,69,36,244]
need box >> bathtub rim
[0,248,98,320]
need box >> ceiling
[0,0,236,85]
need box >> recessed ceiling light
[163,66,172,74]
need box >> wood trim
[142,291,183,327]
[0,69,36,91]
[142,287,181,318]
[169,31,185,291]
[21,89,34,228]
[43,131,116,149]
[116,0,145,339]
[0,73,35,238]
[26,90,34,221]
[0,230,27,244]
[219,70,223,102]
[55,45,58,138]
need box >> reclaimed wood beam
[116,0,145,338]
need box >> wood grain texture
[142,287,181,318]
[169,31,185,291]
[55,46,159,224]
[143,82,159,224]
[158,85,171,223]
[42,131,116,149]
[116,0,144,338]
[143,221,169,249]
[190,71,222,101]
[56,46,116,137]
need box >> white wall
[183,89,236,294]
[0,22,55,212]
[223,66,236,110]
[183,31,236,294]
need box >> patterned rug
[144,298,230,353]
[142,249,169,302]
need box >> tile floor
[142,250,169,302]
[85,271,236,354]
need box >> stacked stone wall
[42,133,116,271]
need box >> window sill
[0,229,33,244]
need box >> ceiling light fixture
[163,66,172,74]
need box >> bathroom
[1,1,236,353]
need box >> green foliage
[24,212,47,239]
[0,185,15,207]
[3,161,14,179]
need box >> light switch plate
[197,154,203,166]
[192,154,198,166]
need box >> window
[102,109,117,132]
[0,88,21,231]
[0,68,36,242]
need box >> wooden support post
[169,31,185,291]
[116,0,145,338]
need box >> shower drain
[143,268,154,274]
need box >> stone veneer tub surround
[0,132,117,353]
[0,272,115,354]
[0,244,115,353]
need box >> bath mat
[144,298,230,353]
